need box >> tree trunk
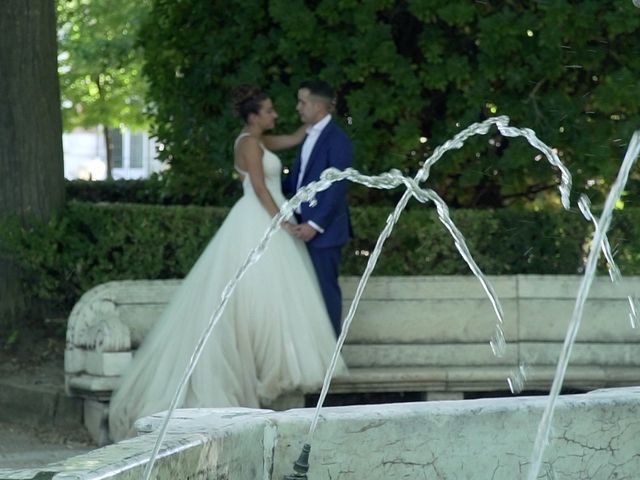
[0,0,65,330]
[104,125,114,180]
[96,75,113,180]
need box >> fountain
[139,116,572,480]
[1,118,639,480]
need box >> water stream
[307,115,574,439]
[140,118,639,480]
[526,130,640,480]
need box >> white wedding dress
[108,135,343,441]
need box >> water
[507,363,529,395]
[578,194,638,328]
[307,115,574,439]
[578,194,621,282]
[526,130,640,480]
[141,118,639,480]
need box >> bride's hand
[282,221,296,235]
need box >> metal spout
[283,443,311,479]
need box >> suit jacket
[283,119,353,248]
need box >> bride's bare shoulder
[235,134,261,152]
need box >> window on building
[110,128,123,168]
[130,133,144,169]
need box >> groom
[283,80,354,336]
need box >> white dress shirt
[296,114,332,233]
[297,114,332,190]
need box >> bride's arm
[262,124,307,151]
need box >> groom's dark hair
[299,80,335,103]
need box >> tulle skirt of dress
[108,192,343,441]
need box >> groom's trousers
[307,245,343,336]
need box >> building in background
[63,126,165,180]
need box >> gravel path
[0,336,97,469]
[0,420,94,469]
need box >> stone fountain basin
[2,387,639,479]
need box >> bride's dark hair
[231,85,269,122]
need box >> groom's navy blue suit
[283,119,353,335]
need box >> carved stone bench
[64,275,640,444]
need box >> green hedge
[64,178,400,208]
[64,178,243,206]
[2,201,640,319]
[65,178,168,205]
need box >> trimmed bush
[64,178,406,209]
[343,205,593,276]
[65,179,166,205]
[0,202,227,315]
[64,178,243,207]
[3,201,640,322]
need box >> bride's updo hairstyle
[231,85,269,123]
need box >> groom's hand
[295,223,318,242]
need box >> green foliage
[140,0,640,208]
[0,202,228,315]
[63,177,401,208]
[65,177,242,206]
[57,0,151,131]
[343,205,593,276]
[65,178,166,204]
[2,329,20,350]
[5,202,640,321]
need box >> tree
[141,0,640,208]
[57,0,150,179]
[0,0,65,331]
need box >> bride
[108,85,344,441]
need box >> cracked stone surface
[269,388,640,479]
[1,388,640,479]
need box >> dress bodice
[234,134,284,201]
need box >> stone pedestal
[84,399,110,446]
